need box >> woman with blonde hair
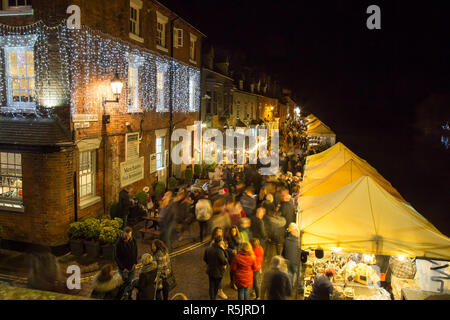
[231,242,257,300]
[135,253,159,300]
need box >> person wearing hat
[308,268,336,300]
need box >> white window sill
[0,8,34,16]
[79,196,102,210]
[0,203,25,213]
[127,108,143,114]
[129,33,144,43]
[157,45,169,53]
[189,59,197,65]
[0,106,36,114]
[157,167,166,172]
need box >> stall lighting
[397,255,406,262]
[331,247,343,253]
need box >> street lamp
[102,72,123,124]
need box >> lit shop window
[5,47,35,108]
[156,137,165,170]
[79,150,96,200]
[0,152,23,210]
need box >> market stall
[297,175,450,299]
[307,120,336,147]
[300,158,406,203]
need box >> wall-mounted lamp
[102,72,123,124]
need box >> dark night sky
[159,0,450,234]
[160,0,450,131]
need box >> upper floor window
[128,66,138,110]
[189,77,196,112]
[174,28,183,48]
[0,152,23,211]
[156,71,165,112]
[156,11,168,50]
[5,47,35,108]
[189,33,197,62]
[129,0,143,42]
[7,0,31,7]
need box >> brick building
[0,0,204,249]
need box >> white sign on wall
[120,157,144,188]
[150,153,157,174]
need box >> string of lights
[0,20,200,120]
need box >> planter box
[85,240,100,259]
[69,239,84,256]
[101,244,115,261]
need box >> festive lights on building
[0,20,200,119]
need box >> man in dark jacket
[240,187,257,218]
[251,208,267,250]
[282,223,300,289]
[119,186,133,227]
[261,256,292,300]
[308,268,335,300]
[203,235,228,300]
[279,191,296,227]
[114,227,138,282]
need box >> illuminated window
[128,66,139,110]
[156,137,165,170]
[156,71,166,112]
[0,152,23,210]
[189,77,196,112]
[79,150,96,200]
[5,47,35,108]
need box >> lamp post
[102,72,123,215]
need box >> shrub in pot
[194,164,202,179]
[135,190,148,207]
[99,226,120,260]
[184,168,193,185]
[154,182,166,198]
[83,218,101,259]
[168,177,177,190]
[68,222,85,256]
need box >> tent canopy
[307,142,363,167]
[298,176,450,260]
[303,148,380,185]
[300,158,407,203]
[307,120,336,138]
[306,114,318,122]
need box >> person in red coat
[250,238,265,300]
[231,242,257,300]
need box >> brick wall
[0,148,75,246]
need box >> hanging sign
[150,153,157,174]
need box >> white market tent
[298,176,450,261]
[300,158,407,203]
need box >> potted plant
[99,226,120,260]
[135,190,148,207]
[184,168,193,185]
[207,163,217,180]
[154,182,166,198]
[194,164,202,179]
[68,222,85,256]
[168,177,178,191]
[83,218,101,259]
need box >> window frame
[156,136,166,171]
[189,33,197,62]
[4,46,36,110]
[79,149,96,201]
[0,152,24,212]
[156,11,168,51]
